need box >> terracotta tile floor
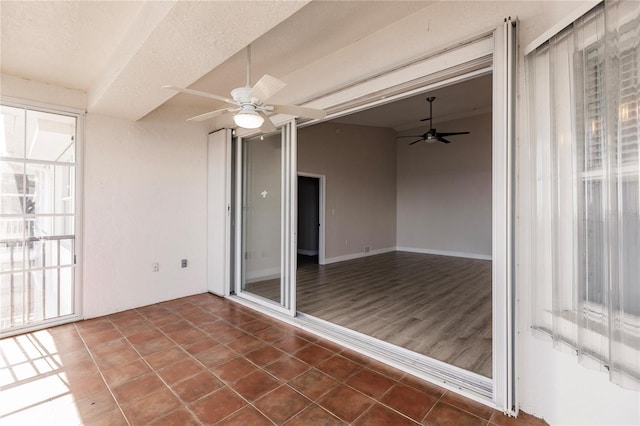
[0,293,548,425]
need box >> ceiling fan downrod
[427,96,435,133]
[246,44,252,87]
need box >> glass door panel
[1,105,79,335]
[236,121,297,315]
[240,131,283,304]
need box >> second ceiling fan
[163,45,326,132]
[397,96,470,145]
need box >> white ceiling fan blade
[258,112,277,133]
[162,85,238,106]
[187,107,234,122]
[248,75,286,103]
[271,104,326,120]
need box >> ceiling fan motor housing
[231,87,257,105]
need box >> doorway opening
[225,26,516,409]
[297,174,324,267]
[297,176,319,267]
[296,73,493,380]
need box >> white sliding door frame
[227,25,516,413]
[292,28,515,412]
[234,121,297,317]
[492,17,518,415]
[0,97,84,337]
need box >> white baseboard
[245,267,280,283]
[396,246,492,261]
[249,248,490,272]
[323,247,396,265]
[297,249,319,256]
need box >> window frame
[0,96,85,337]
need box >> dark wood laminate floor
[246,251,492,377]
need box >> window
[527,1,639,389]
[0,102,81,335]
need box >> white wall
[519,331,640,425]
[0,74,86,110]
[396,113,492,258]
[298,122,397,262]
[1,74,210,318]
[83,109,208,318]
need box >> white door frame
[286,30,512,411]
[296,172,326,265]
[227,25,516,413]
[233,121,298,317]
[0,97,85,337]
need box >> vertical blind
[527,0,639,389]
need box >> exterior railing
[0,235,75,329]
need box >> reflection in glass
[21,163,74,216]
[241,132,283,304]
[0,161,25,214]
[26,110,75,162]
[1,105,26,158]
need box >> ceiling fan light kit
[233,108,264,129]
[163,44,326,131]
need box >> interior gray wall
[298,122,397,261]
[396,112,493,258]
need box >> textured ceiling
[0,1,145,91]
[0,1,310,119]
[0,1,435,122]
[161,1,435,111]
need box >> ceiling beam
[88,1,310,121]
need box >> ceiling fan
[397,96,470,145]
[163,45,326,132]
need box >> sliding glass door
[235,121,296,315]
[1,104,81,336]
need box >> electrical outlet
[181,259,188,268]
[364,245,371,253]
[152,262,159,272]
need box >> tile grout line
[6,294,541,425]
[179,303,353,424]
[73,320,132,426]
[94,303,330,424]
[169,303,288,425]
[228,311,435,426]
[96,304,373,424]
[141,302,280,425]
[96,306,214,425]
[439,399,494,424]
[129,304,225,426]
[78,296,502,426]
